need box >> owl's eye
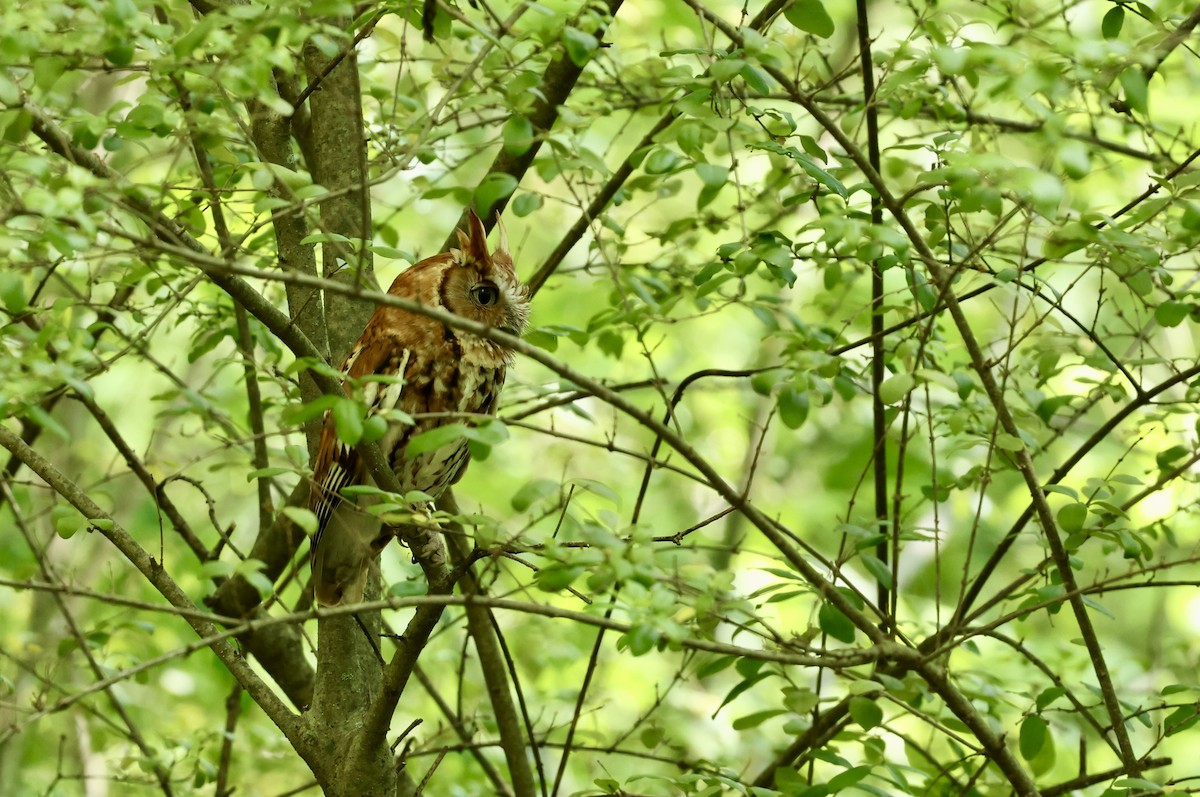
[470,283,500,307]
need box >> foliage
[2,0,1199,794]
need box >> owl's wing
[310,325,412,545]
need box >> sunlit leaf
[1056,502,1088,532]
[474,173,519,214]
[784,0,835,38]
[502,114,534,155]
[1155,300,1190,327]
[563,27,599,66]
[878,373,915,405]
[406,423,469,456]
[1118,67,1148,114]
[331,399,364,446]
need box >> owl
[309,210,529,605]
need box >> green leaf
[777,385,809,429]
[695,162,729,188]
[281,507,318,535]
[696,182,722,210]
[828,765,871,792]
[1155,300,1190,327]
[735,655,764,676]
[406,423,469,456]
[784,0,835,38]
[535,564,584,592]
[371,245,412,260]
[739,64,773,95]
[782,686,819,714]
[572,478,620,505]
[55,510,86,539]
[331,399,364,446]
[1,108,32,144]
[799,135,828,161]
[593,777,620,794]
[502,114,534,155]
[1118,67,1148,114]
[1057,140,1091,180]
[693,261,725,287]
[748,140,848,198]
[282,394,339,427]
[1114,779,1162,792]
[21,403,69,441]
[390,578,427,597]
[620,624,658,656]
[259,162,313,192]
[199,560,235,580]
[361,414,388,443]
[246,466,291,481]
[1160,684,1196,696]
[714,671,772,715]
[733,709,787,730]
[474,173,519,215]
[848,696,882,730]
[1036,395,1074,424]
[860,555,892,589]
[1165,704,1200,736]
[1182,201,1200,231]
[818,602,856,643]
[512,192,543,217]
[1056,502,1088,532]
[0,72,20,106]
[709,58,745,82]
[847,679,882,696]
[1036,686,1066,710]
[795,155,847,198]
[643,148,680,175]
[511,479,558,511]
[105,41,134,67]
[242,569,275,599]
[1102,6,1125,39]
[994,433,1025,451]
[524,328,558,351]
[299,231,352,247]
[467,418,509,447]
[695,655,737,679]
[640,726,663,748]
[878,373,914,405]
[466,418,508,460]
[773,767,808,793]
[933,47,968,76]
[1019,714,1046,760]
[1156,445,1189,470]
[563,27,599,67]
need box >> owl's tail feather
[311,502,387,606]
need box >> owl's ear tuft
[495,212,510,255]
[453,228,470,262]
[464,209,489,262]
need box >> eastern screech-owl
[310,210,529,605]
